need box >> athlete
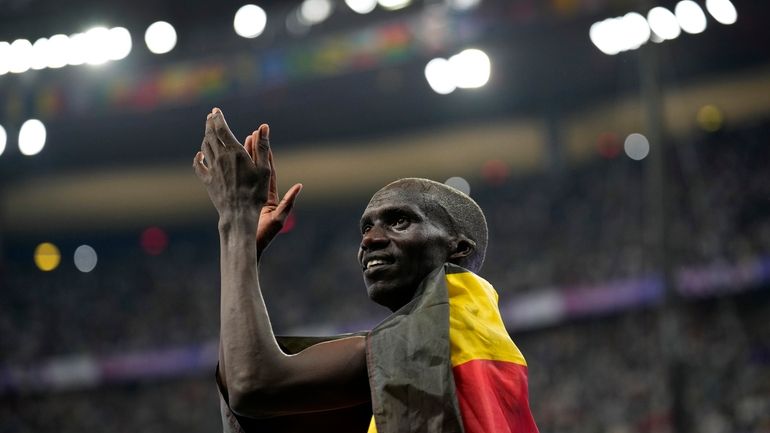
[193,108,538,433]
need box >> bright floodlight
[449,48,491,89]
[706,0,737,25]
[675,0,707,34]
[345,0,377,14]
[425,58,456,95]
[9,39,33,73]
[590,18,623,55]
[379,0,411,11]
[30,38,51,70]
[84,27,112,65]
[19,119,47,156]
[0,41,11,75]
[622,12,651,51]
[67,32,89,65]
[46,34,70,68]
[145,21,177,54]
[299,0,333,25]
[234,4,268,38]
[624,133,650,161]
[0,124,6,156]
[108,27,132,60]
[647,7,681,41]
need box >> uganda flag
[218,263,538,433]
[366,263,539,433]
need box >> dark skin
[193,108,473,418]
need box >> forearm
[218,211,285,397]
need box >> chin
[365,279,414,312]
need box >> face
[358,187,455,311]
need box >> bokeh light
[0,124,6,156]
[299,0,334,25]
[30,38,51,70]
[108,27,133,61]
[624,133,650,161]
[597,132,622,159]
[74,245,98,273]
[145,21,177,54]
[46,34,70,68]
[84,27,112,65]
[66,32,88,66]
[279,213,297,234]
[697,104,724,132]
[34,242,61,272]
[647,7,681,41]
[18,119,47,156]
[141,226,169,255]
[9,39,33,73]
[345,0,377,14]
[675,0,707,35]
[450,48,491,89]
[705,0,737,25]
[481,159,510,185]
[425,58,456,95]
[446,0,481,11]
[445,176,471,195]
[378,0,411,11]
[234,4,268,38]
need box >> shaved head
[369,178,488,273]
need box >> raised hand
[193,108,270,220]
[243,130,303,258]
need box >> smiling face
[358,187,456,311]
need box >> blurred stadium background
[1,0,769,431]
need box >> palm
[244,134,302,258]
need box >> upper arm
[228,335,370,418]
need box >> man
[193,108,538,433]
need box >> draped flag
[218,264,538,433]
[366,263,539,433]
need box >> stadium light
[19,119,46,156]
[446,0,481,11]
[9,39,33,74]
[647,7,681,41]
[0,124,6,157]
[345,0,377,14]
[145,21,177,54]
[378,0,411,11]
[74,245,98,273]
[234,4,268,38]
[450,48,491,89]
[705,0,737,25]
[299,0,334,25]
[675,0,707,34]
[425,48,491,94]
[0,41,10,75]
[108,27,133,61]
[46,34,70,68]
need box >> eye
[392,216,409,229]
[361,224,372,234]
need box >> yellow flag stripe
[447,272,527,367]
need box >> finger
[211,107,240,149]
[275,183,303,218]
[193,152,211,182]
[204,112,222,158]
[255,124,271,168]
[267,148,278,205]
[244,134,255,162]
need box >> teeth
[366,259,386,269]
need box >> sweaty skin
[193,108,474,418]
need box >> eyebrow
[360,205,421,229]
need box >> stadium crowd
[1,119,769,432]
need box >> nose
[360,225,389,251]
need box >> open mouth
[363,256,395,272]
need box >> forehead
[361,187,446,224]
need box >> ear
[449,235,476,261]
